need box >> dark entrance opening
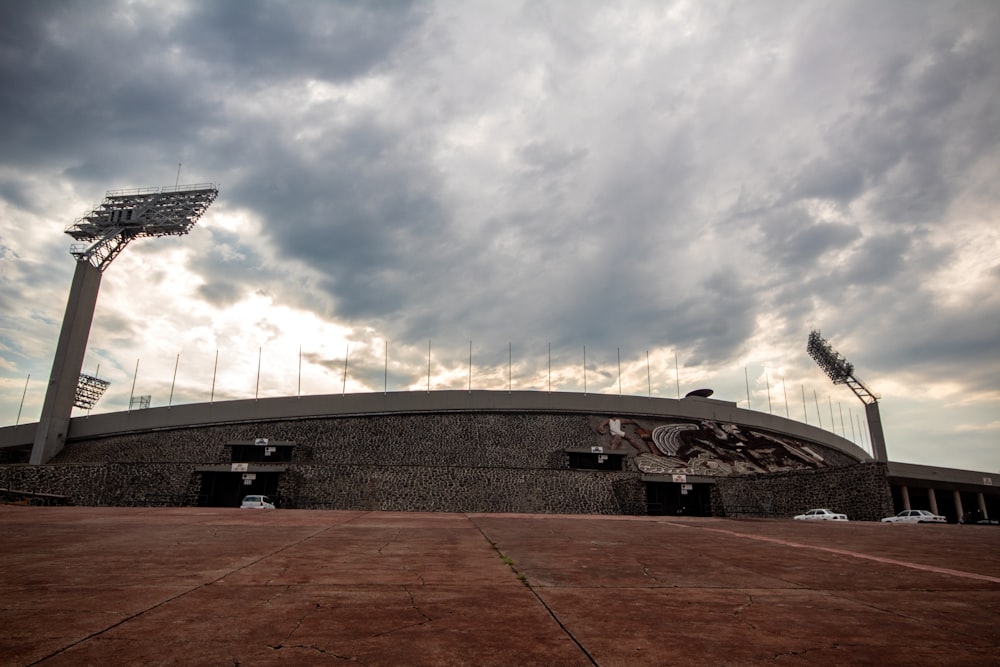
[199,471,282,508]
[567,451,625,471]
[645,482,712,516]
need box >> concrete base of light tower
[30,261,102,465]
[865,401,888,462]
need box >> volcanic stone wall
[0,413,647,514]
[713,462,894,521]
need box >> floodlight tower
[806,330,888,461]
[30,183,218,464]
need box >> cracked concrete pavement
[1,507,998,665]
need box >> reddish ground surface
[1,506,998,666]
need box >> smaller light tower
[31,184,218,464]
[807,330,888,461]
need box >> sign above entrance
[672,474,687,483]
[231,463,249,472]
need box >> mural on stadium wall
[592,417,852,475]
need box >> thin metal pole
[427,340,431,392]
[617,347,622,396]
[646,351,651,398]
[384,340,389,395]
[849,408,857,442]
[298,345,302,398]
[169,353,179,407]
[814,389,823,429]
[175,163,181,187]
[129,358,139,412]
[765,370,772,414]
[16,374,29,425]
[343,343,349,395]
[255,347,261,400]
[782,377,789,418]
[548,342,551,393]
[674,352,680,398]
[828,395,835,433]
[210,350,218,404]
[508,341,511,393]
[801,385,808,423]
[838,402,846,436]
[468,340,472,392]
[744,367,751,409]
[583,346,587,395]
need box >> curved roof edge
[0,389,871,463]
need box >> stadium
[1,184,997,523]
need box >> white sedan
[240,494,275,509]
[793,508,848,521]
[881,509,946,524]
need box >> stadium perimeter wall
[0,391,881,516]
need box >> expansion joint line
[660,521,1000,584]
[467,515,599,667]
[27,516,352,667]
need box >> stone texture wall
[0,412,864,517]
[713,462,894,521]
[0,413,647,514]
[279,466,645,514]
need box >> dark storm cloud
[179,0,421,83]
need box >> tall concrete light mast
[806,330,888,461]
[30,183,218,464]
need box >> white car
[881,509,946,524]
[793,508,848,521]
[240,494,275,509]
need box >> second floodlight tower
[30,183,218,465]
[806,330,888,461]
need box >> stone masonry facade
[713,462,894,522]
[0,412,889,518]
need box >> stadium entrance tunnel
[198,471,282,508]
[645,481,713,516]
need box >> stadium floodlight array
[73,373,111,410]
[806,330,887,461]
[66,184,219,271]
[31,182,219,465]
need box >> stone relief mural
[593,417,849,476]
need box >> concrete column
[865,401,888,461]
[900,485,911,511]
[928,488,938,516]
[30,260,102,465]
[954,490,964,522]
[979,493,989,520]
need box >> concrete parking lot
[1,506,999,665]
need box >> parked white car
[881,509,946,524]
[793,508,848,521]
[240,495,275,509]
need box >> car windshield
[244,496,261,502]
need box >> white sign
[672,474,687,483]
[591,446,604,453]
[231,463,249,472]
[242,473,256,480]
[985,477,993,486]
[254,438,269,446]
[681,484,693,490]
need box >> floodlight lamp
[807,330,854,384]
[74,373,110,410]
[65,183,219,271]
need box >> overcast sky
[1,0,998,472]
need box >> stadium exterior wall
[0,390,880,516]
